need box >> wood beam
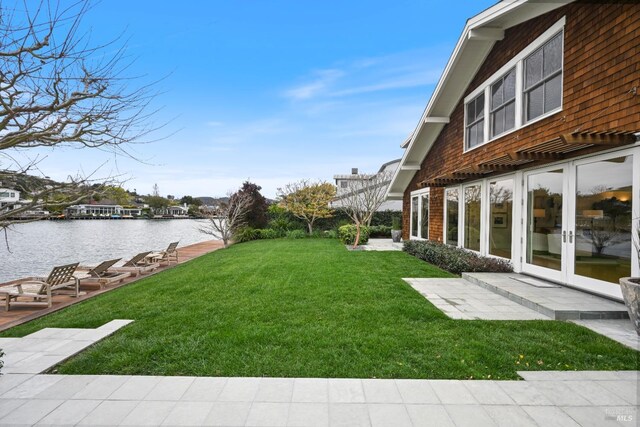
[423,117,450,124]
[400,163,421,171]
[560,132,636,146]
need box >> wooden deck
[0,240,224,332]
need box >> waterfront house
[0,187,20,211]
[386,0,640,301]
[331,160,402,211]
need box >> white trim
[463,17,566,152]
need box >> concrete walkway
[0,322,637,426]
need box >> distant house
[164,205,189,217]
[0,188,20,211]
[387,1,640,301]
[331,160,402,211]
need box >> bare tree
[0,0,160,232]
[336,170,392,247]
[199,190,252,248]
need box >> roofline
[386,0,574,200]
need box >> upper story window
[524,32,563,122]
[490,68,516,138]
[466,93,485,149]
[340,181,348,188]
[464,18,565,152]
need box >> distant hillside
[196,196,229,206]
[0,171,60,193]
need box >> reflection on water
[0,220,217,282]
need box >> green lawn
[2,239,637,379]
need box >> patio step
[462,272,629,320]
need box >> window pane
[476,93,485,118]
[525,48,543,89]
[489,179,513,259]
[491,79,503,109]
[504,69,516,101]
[543,33,562,77]
[411,197,418,237]
[544,74,562,113]
[574,156,633,284]
[446,189,459,246]
[467,126,475,149]
[421,194,429,239]
[467,102,475,122]
[492,107,505,137]
[504,101,515,131]
[464,185,481,251]
[527,85,544,121]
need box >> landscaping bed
[1,239,637,379]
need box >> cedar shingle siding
[403,1,640,240]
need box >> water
[0,220,218,282]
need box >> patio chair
[111,251,159,276]
[149,241,179,265]
[76,258,131,289]
[0,263,80,311]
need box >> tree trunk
[353,222,361,248]
[308,221,313,235]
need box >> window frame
[463,17,565,153]
[409,188,430,240]
[490,68,516,139]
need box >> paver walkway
[0,240,224,331]
[0,323,637,426]
[0,371,636,426]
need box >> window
[465,93,485,149]
[445,188,459,246]
[524,32,563,122]
[420,193,429,239]
[340,181,348,188]
[489,179,513,259]
[490,69,516,138]
[410,189,430,240]
[464,19,565,151]
[411,196,419,237]
[463,184,481,251]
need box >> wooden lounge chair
[0,263,80,311]
[77,258,131,289]
[111,251,159,276]
[149,241,179,265]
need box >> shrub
[369,225,391,238]
[233,227,259,243]
[403,240,513,275]
[338,224,370,245]
[323,229,338,239]
[256,228,282,240]
[286,229,307,239]
[391,216,401,230]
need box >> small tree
[278,180,335,234]
[338,170,392,247]
[235,181,268,229]
[200,190,252,247]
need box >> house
[331,160,402,211]
[0,188,20,210]
[387,1,640,301]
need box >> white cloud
[283,69,344,100]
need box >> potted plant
[391,216,402,243]
[619,220,640,335]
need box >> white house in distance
[331,159,402,211]
[0,188,20,211]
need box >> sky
[13,0,496,199]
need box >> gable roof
[386,0,573,199]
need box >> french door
[522,149,638,299]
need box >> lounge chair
[111,251,159,276]
[0,263,80,311]
[149,241,179,265]
[77,258,131,289]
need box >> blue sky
[22,0,495,199]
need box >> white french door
[522,148,638,299]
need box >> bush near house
[404,240,513,275]
[369,225,392,238]
[338,224,370,245]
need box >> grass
[1,239,637,379]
